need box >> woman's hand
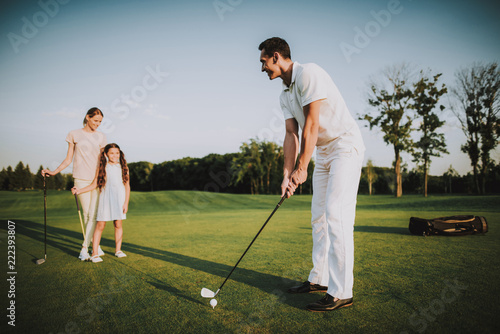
[41,169,56,177]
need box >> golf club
[201,195,286,308]
[75,193,88,247]
[36,175,47,265]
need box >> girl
[42,107,107,261]
[72,143,131,263]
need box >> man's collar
[282,61,299,91]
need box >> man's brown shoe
[287,281,328,294]
[306,293,353,312]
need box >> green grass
[1,191,499,333]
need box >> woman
[42,107,107,261]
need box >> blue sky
[1,0,499,177]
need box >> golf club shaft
[74,194,88,246]
[43,176,47,259]
[216,195,286,293]
[74,193,80,212]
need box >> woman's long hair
[97,143,129,191]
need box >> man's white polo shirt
[280,62,365,152]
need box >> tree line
[130,139,314,195]
[0,139,313,195]
[0,163,71,191]
[2,141,499,195]
[359,160,500,195]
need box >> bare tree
[451,62,500,194]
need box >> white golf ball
[210,299,217,309]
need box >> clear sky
[1,0,499,176]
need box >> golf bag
[409,215,488,236]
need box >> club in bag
[201,195,286,308]
[36,176,47,265]
[75,194,88,247]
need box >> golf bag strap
[433,215,475,224]
[479,216,488,233]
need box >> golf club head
[201,288,215,298]
[35,258,46,265]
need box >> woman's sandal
[91,255,103,263]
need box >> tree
[231,139,285,195]
[53,173,65,190]
[260,141,283,194]
[451,62,500,194]
[403,168,421,194]
[129,161,154,191]
[361,63,415,197]
[12,162,32,190]
[486,161,500,193]
[4,166,14,190]
[442,165,459,194]
[411,72,448,196]
[364,159,378,195]
[373,166,394,194]
[64,174,74,190]
[0,168,9,190]
[232,139,264,194]
[34,165,45,190]
[25,164,34,190]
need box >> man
[258,37,365,312]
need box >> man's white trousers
[308,143,363,299]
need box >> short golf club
[75,193,88,247]
[201,195,286,308]
[36,176,47,265]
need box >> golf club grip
[43,176,47,216]
[218,195,286,291]
[74,194,80,211]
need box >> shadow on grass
[108,255,205,306]
[3,219,83,259]
[301,225,409,235]
[9,219,317,310]
[354,226,409,235]
[117,241,320,309]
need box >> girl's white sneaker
[115,251,127,258]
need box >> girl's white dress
[97,163,126,221]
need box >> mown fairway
[1,191,499,333]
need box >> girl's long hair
[97,143,129,191]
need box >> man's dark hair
[258,37,291,59]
